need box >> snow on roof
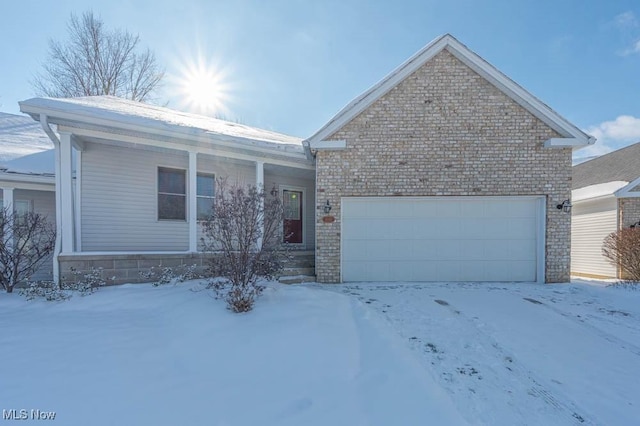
[1,149,55,175]
[0,112,53,164]
[572,181,629,202]
[20,96,304,152]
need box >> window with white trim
[197,173,215,220]
[158,167,186,220]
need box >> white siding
[571,197,618,278]
[81,144,314,252]
[196,155,256,250]
[82,142,189,251]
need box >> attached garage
[571,197,618,278]
[341,196,545,283]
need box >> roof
[572,142,640,190]
[1,149,55,175]
[305,34,595,150]
[0,112,53,164]
[19,96,304,152]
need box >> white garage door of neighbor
[341,196,544,282]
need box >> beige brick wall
[619,198,640,229]
[315,49,572,283]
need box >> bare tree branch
[32,11,164,102]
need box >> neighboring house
[19,34,594,285]
[0,113,56,281]
[571,142,640,279]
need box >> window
[197,173,215,220]
[14,200,31,225]
[158,167,186,220]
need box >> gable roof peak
[305,34,594,150]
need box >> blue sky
[1,0,639,158]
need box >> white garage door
[341,196,543,282]
[571,198,617,278]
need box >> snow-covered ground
[2,280,638,425]
[328,280,640,425]
[0,282,464,425]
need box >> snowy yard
[330,280,640,425]
[1,280,638,425]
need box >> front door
[283,190,303,244]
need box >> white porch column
[2,187,14,248]
[188,151,198,252]
[59,132,74,253]
[255,161,264,249]
[74,150,82,251]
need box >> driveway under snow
[329,281,640,425]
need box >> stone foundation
[58,251,315,285]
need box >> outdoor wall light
[630,221,640,229]
[323,200,332,214]
[556,199,572,213]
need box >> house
[19,34,594,285]
[571,142,640,279]
[0,112,56,281]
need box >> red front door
[283,190,303,244]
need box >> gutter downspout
[39,114,62,285]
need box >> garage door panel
[391,219,416,239]
[437,202,462,217]
[367,240,407,261]
[412,201,439,218]
[410,240,439,259]
[378,201,413,218]
[459,240,490,260]
[437,240,463,261]
[508,239,537,260]
[341,239,369,261]
[342,196,541,282]
[508,218,536,239]
[508,200,537,217]
[508,261,537,281]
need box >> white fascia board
[572,181,629,202]
[308,140,347,150]
[307,34,595,148]
[20,102,308,163]
[544,138,591,149]
[0,173,55,189]
[59,126,316,171]
[615,176,640,198]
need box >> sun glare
[174,53,233,117]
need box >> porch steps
[278,251,315,284]
[278,274,317,284]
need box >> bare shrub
[602,228,640,282]
[139,264,201,286]
[64,267,109,295]
[200,180,288,313]
[0,207,56,293]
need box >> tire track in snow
[432,297,595,426]
[341,285,597,426]
[522,297,640,358]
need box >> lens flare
[172,51,234,117]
